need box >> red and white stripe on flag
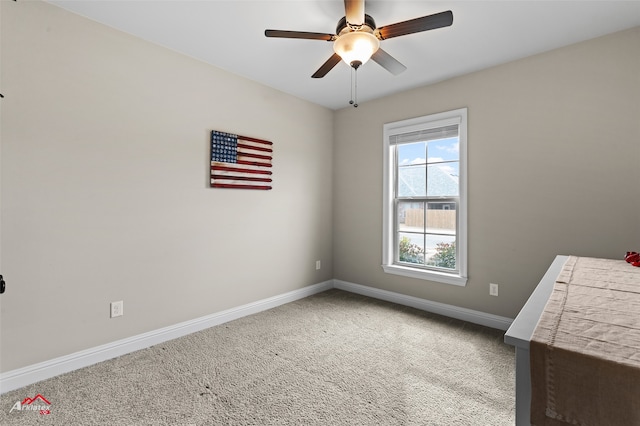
[210,131,273,190]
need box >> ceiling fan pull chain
[353,67,358,108]
[349,67,354,106]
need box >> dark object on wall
[210,130,273,190]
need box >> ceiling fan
[265,0,453,79]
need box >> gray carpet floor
[0,289,515,425]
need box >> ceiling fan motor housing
[336,14,378,36]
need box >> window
[382,108,467,286]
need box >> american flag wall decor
[210,130,273,190]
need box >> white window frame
[382,108,468,286]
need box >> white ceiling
[47,0,640,110]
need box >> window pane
[398,232,425,265]
[398,201,425,232]
[427,163,459,197]
[398,164,426,197]
[427,137,459,163]
[425,234,456,270]
[426,202,456,233]
[397,142,427,166]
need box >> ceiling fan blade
[376,10,453,40]
[371,48,407,75]
[311,53,342,78]
[344,0,365,26]
[265,30,334,41]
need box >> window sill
[382,264,467,286]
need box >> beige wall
[333,26,640,319]
[0,1,333,372]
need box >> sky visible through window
[397,136,459,169]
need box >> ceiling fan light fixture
[333,30,380,68]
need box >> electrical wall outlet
[316,260,321,270]
[489,283,499,297]
[110,300,124,318]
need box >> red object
[212,183,271,190]
[625,251,640,267]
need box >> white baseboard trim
[0,280,333,394]
[333,279,514,331]
[1,279,512,394]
